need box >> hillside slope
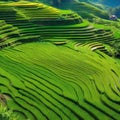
[0,1,120,120]
[39,0,109,20]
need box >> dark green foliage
[0,104,18,120]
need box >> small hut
[109,15,118,21]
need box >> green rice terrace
[0,1,120,120]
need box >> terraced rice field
[0,42,120,120]
[0,1,116,46]
[0,19,40,49]
[0,1,120,120]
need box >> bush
[0,104,18,120]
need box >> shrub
[0,104,18,120]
